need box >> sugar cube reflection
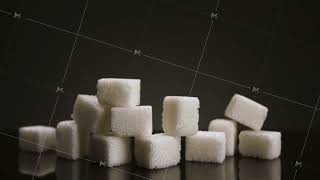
[239,158,281,180]
[18,151,56,177]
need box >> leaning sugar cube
[162,96,200,136]
[135,133,181,169]
[73,94,110,135]
[111,106,152,138]
[19,126,56,152]
[225,94,268,130]
[88,134,131,167]
[97,78,140,107]
[56,121,80,160]
[209,119,237,156]
[239,130,281,160]
[186,131,226,163]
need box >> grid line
[0,9,11,15]
[30,0,89,179]
[189,20,215,96]
[13,10,320,112]
[0,2,319,179]
[1,10,319,111]
[23,17,319,110]
[299,95,320,159]
[292,95,320,180]
[61,0,89,84]
[31,94,61,180]
[189,0,221,96]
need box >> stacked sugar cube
[18,78,281,171]
[208,94,281,160]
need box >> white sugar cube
[135,133,181,169]
[209,119,238,156]
[111,106,152,138]
[56,121,80,160]
[78,129,91,157]
[225,94,268,130]
[186,131,226,163]
[19,152,56,177]
[73,94,110,135]
[239,130,281,160]
[240,158,281,180]
[97,78,140,107]
[88,134,131,167]
[19,126,56,152]
[162,96,200,136]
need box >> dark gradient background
[0,0,319,179]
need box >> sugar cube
[19,126,56,152]
[225,94,268,130]
[162,96,200,136]
[56,121,80,160]
[19,151,56,177]
[111,106,152,138]
[186,131,226,163]
[240,158,281,180]
[97,78,140,107]
[135,133,181,169]
[88,134,131,167]
[208,119,237,156]
[78,129,91,157]
[239,130,281,160]
[73,94,110,135]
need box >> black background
[0,0,319,179]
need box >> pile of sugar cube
[19,78,281,169]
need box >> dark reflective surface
[0,131,320,179]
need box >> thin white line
[61,0,89,83]
[299,95,320,158]
[32,1,89,178]
[143,54,197,72]
[262,91,316,110]
[188,0,222,96]
[162,167,168,180]
[0,9,11,15]
[25,18,76,35]
[292,169,298,180]
[198,71,251,89]
[24,17,133,53]
[77,34,133,53]
[32,95,60,180]
[215,0,222,11]
[22,11,320,111]
[110,167,152,180]
[189,20,215,95]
